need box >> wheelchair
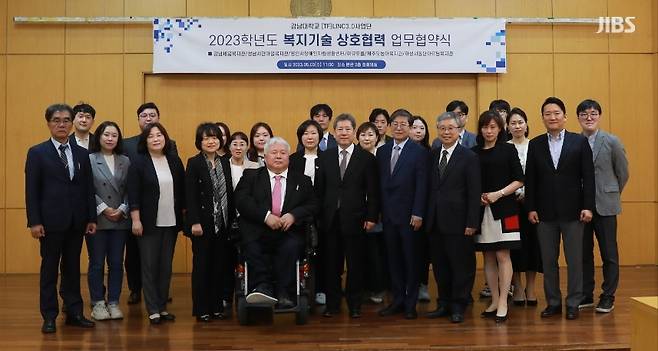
[233,221,318,325]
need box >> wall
[0,0,656,273]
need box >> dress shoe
[404,310,418,320]
[450,313,464,323]
[212,312,225,320]
[378,304,404,317]
[540,305,562,318]
[513,299,526,306]
[160,312,176,321]
[41,319,56,334]
[427,306,450,319]
[127,291,141,305]
[276,297,295,309]
[566,306,579,320]
[526,299,538,306]
[65,315,95,328]
[149,317,161,325]
[495,312,509,323]
[349,309,362,319]
[196,315,211,322]
[480,310,497,318]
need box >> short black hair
[368,108,390,124]
[576,99,602,115]
[73,103,96,119]
[296,120,323,147]
[390,108,413,124]
[446,100,469,115]
[194,122,223,151]
[246,122,274,162]
[333,113,356,130]
[541,97,566,114]
[356,122,381,144]
[90,121,123,154]
[310,104,333,119]
[44,103,74,122]
[215,121,231,154]
[489,99,511,115]
[137,102,160,117]
[137,122,172,154]
[229,131,249,146]
[508,107,530,137]
[476,110,507,146]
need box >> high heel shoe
[525,288,538,306]
[513,299,526,306]
[495,312,508,323]
[481,310,497,318]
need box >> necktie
[58,144,70,179]
[339,149,348,179]
[319,137,327,151]
[271,175,282,217]
[438,150,448,178]
[390,145,400,174]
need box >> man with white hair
[234,137,318,309]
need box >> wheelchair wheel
[237,296,249,326]
[295,295,309,325]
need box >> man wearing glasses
[431,100,476,150]
[576,99,629,314]
[122,102,178,305]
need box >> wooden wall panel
[497,54,554,138]
[7,0,65,54]
[123,54,152,138]
[186,0,249,17]
[249,0,290,17]
[608,0,655,53]
[5,55,65,209]
[435,0,495,17]
[496,0,552,54]
[0,0,7,53]
[0,55,5,208]
[609,54,656,203]
[124,0,186,53]
[552,0,608,53]
[64,54,124,126]
[617,203,657,265]
[65,0,124,54]
[475,75,497,124]
[553,54,611,132]
[374,0,435,17]
[5,209,39,273]
[331,0,373,17]
[0,210,4,272]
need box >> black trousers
[40,225,85,320]
[243,231,303,297]
[191,233,234,317]
[429,232,476,314]
[364,230,389,293]
[324,213,366,312]
[124,233,142,294]
[583,213,619,299]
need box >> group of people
[25,96,628,334]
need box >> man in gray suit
[577,99,629,313]
[431,100,476,150]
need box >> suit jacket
[123,135,179,161]
[90,152,131,230]
[69,132,96,151]
[589,130,629,216]
[315,146,380,235]
[425,144,481,235]
[296,133,336,152]
[128,153,186,232]
[376,139,428,226]
[432,130,476,150]
[25,139,96,231]
[288,150,322,184]
[525,131,595,222]
[234,167,317,243]
[185,152,236,237]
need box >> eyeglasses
[49,118,72,125]
[391,122,409,129]
[438,126,458,133]
[578,112,600,119]
[139,113,158,119]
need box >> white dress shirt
[440,141,458,164]
[547,129,565,169]
[51,138,74,180]
[303,154,318,185]
[75,133,90,150]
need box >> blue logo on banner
[476,29,506,73]
[277,60,386,69]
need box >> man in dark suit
[235,137,317,308]
[577,99,629,313]
[431,100,476,150]
[315,113,380,318]
[25,104,97,333]
[425,112,481,323]
[526,97,595,320]
[122,102,178,305]
[296,103,337,152]
[376,108,428,319]
[68,102,96,150]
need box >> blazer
[315,146,380,236]
[425,144,481,235]
[525,131,595,222]
[589,130,629,216]
[69,132,96,151]
[90,152,131,230]
[123,135,179,161]
[25,139,96,231]
[185,153,236,237]
[296,132,336,152]
[234,167,317,243]
[128,153,186,232]
[288,150,322,184]
[432,130,476,150]
[376,139,428,226]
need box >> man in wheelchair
[234,137,317,309]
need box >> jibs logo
[596,17,636,33]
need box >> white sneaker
[91,301,110,321]
[107,303,124,320]
[315,292,326,305]
[418,284,430,302]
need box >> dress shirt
[51,138,74,180]
[337,143,355,169]
[439,141,458,164]
[303,154,318,185]
[547,129,566,169]
[75,134,90,150]
[586,130,599,151]
[264,168,288,222]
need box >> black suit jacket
[68,133,96,152]
[123,135,179,161]
[234,167,317,243]
[425,144,481,235]
[25,139,96,231]
[184,153,236,237]
[128,153,186,232]
[288,150,322,183]
[315,146,380,236]
[525,131,595,222]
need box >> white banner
[153,17,506,74]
